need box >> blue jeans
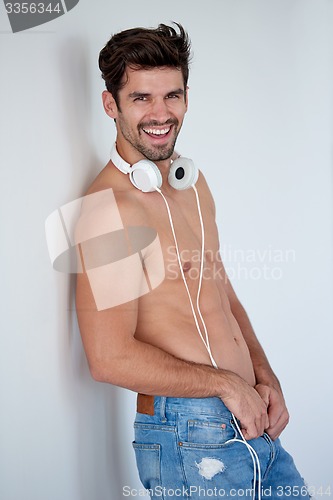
[133,396,310,499]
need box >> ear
[185,86,189,112]
[102,91,118,119]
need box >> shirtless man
[76,23,309,499]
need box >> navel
[183,261,192,273]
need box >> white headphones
[110,143,198,192]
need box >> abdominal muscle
[135,274,256,388]
[115,180,256,388]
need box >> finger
[267,404,283,429]
[269,407,289,429]
[242,429,259,441]
[266,422,281,440]
[266,425,282,441]
[254,411,267,438]
[266,412,289,440]
[259,405,269,435]
[255,384,270,407]
[241,421,260,441]
[266,429,278,441]
[253,414,265,437]
[260,416,269,437]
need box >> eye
[134,96,147,102]
[166,94,180,99]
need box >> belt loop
[159,397,167,422]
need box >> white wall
[0,1,332,499]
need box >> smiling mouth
[142,126,172,138]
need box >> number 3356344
[5,3,61,14]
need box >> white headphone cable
[192,185,216,363]
[157,185,261,500]
[155,187,217,367]
[192,184,262,500]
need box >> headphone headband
[110,142,198,192]
[110,143,131,174]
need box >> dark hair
[98,22,191,107]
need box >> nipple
[183,261,192,273]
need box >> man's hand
[255,383,289,440]
[222,372,269,441]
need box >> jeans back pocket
[132,442,163,496]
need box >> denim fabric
[133,396,310,499]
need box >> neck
[114,137,175,185]
[154,158,172,185]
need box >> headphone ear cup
[130,160,162,193]
[168,157,199,190]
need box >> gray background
[0,0,332,499]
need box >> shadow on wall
[53,37,127,499]
[58,36,102,193]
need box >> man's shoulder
[84,160,125,196]
[75,164,151,253]
[81,161,149,226]
[196,169,216,214]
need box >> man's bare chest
[146,195,219,282]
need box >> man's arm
[189,171,288,439]
[217,259,289,440]
[75,256,269,440]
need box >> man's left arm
[219,261,289,440]
[197,172,288,439]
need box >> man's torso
[85,161,256,386]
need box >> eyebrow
[128,92,150,99]
[128,88,185,99]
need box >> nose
[148,97,170,123]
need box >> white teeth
[143,127,170,136]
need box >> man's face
[113,66,188,162]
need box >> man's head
[98,23,191,162]
[99,23,191,109]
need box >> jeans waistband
[155,396,232,417]
[136,393,232,419]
